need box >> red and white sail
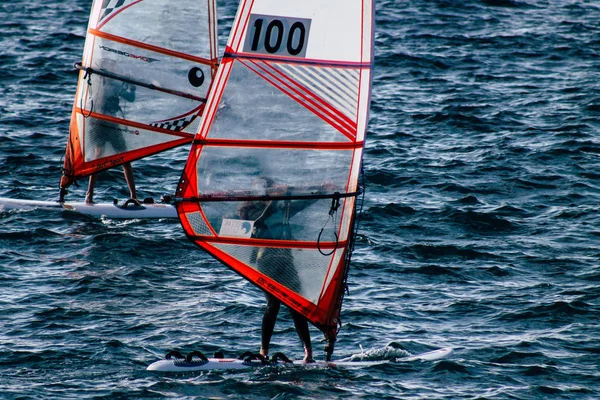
[60,0,218,191]
[177,0,374,356]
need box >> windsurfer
[239,178,334,362]
[85,63,137,204]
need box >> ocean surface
[1,0,599,398]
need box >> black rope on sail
[73,62,207,103]
[177,190,361,204]
[317,192,342,256]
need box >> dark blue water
[2,0,599,398]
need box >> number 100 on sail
[243,14,311,58]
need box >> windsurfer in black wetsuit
[239,178,334,362]
[85,60,138,204]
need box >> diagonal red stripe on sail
[90,29,218,66]
[263,60,359,139]
[78,110,195,138]
[239,59,357,142]
[196,58,235,140]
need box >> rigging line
[317,193,341,256]
[74,62,207,103]
[176,190,361,203]
[80,67,93,118]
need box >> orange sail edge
[59,110,82,196]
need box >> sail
[176,0,374,356]
[60,0,219,191]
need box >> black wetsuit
[239,197,314,356]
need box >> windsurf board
[146,347,453,372]
[0,197,177,219]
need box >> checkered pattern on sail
[149,110,201,133]
[99,0,134,23]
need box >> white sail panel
[192,146,356,196]
[233,0,372,63]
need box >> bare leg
[260,292,280,357]
[122,162,136,200]
[291,311,313,362]
[85,174,97,204]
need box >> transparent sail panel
[79,71,203,126]
[97,0,212,57]
[208,62,349,142]
[81,118,185,162]
[194,146,354,195]
[92,37,212,99]
[197,197,340,243]
[213,243,336,304]
[184,211,214,236]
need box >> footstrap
[185,350,209,363]
[270,352,292,364]
[122,198,142,207]
[165,350,185,360]
[239,352,269,365]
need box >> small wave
[522,364,558,376]
[448,209,515,232]
[410,243,498,260]
[501,300,592,322]
[453,195,481,205]
[401,264,462,278]
[431,360,469,373]
[480,0,526,8]
[491,350,547,364]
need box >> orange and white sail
[176,0,374,358]
[60,0,218,192]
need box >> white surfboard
[0,197,177,219]
[146,347,453,372]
